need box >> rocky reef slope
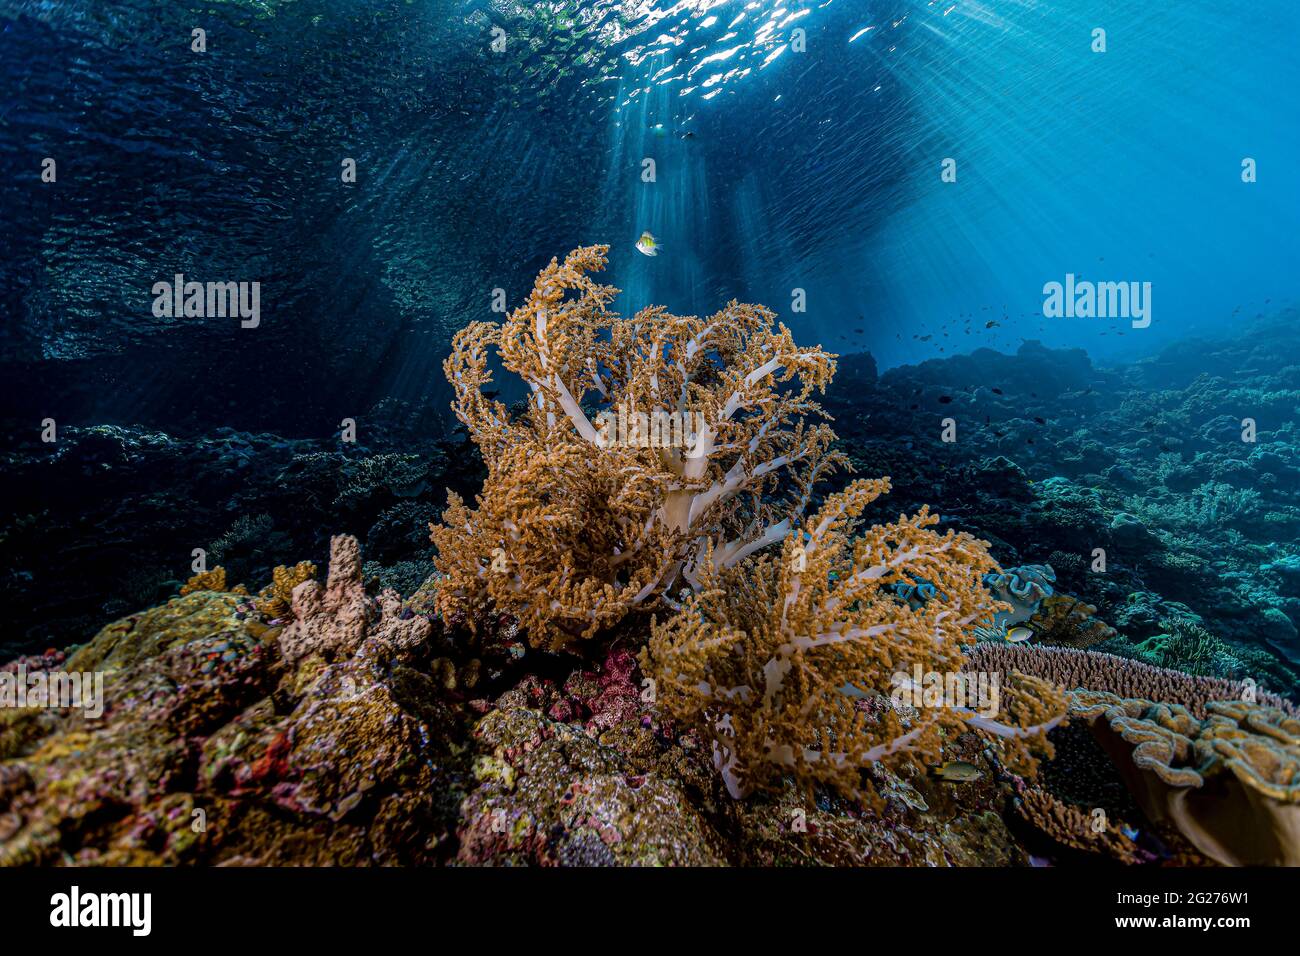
[824,312,1300,695]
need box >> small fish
[1121,825,1140,841]
[938,395,953,404]
[1032,416,1046,425]
[1005,626,1034,643]
[635,231,659,256]
[932,761,982,783]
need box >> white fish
[635,231,659,256]
[1005,626,1034,643]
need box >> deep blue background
[1,0,1297,434]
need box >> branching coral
[431,245,844,650]
[1015,786,1145,864]
[641,478,1066,804]
[277,534,431,668]
[1137,619,1236,677]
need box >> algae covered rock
[457,705,731,866]
[0,538,471,866]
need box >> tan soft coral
[432,245,844,650]
[641,478,1067,804]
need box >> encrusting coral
[641,478,1067,804]
[431,245,843,651]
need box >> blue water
[2,0,1300,680]
[3,0,1296,433]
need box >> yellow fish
[635,231,659,257]
[1005,626,1034,644]
[932,761,982,783]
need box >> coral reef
[642,478,1066,803]
[1028,594,1118,650]
[1072,691,1300,866]
[821,319,1300,693]
[4,255,1297,868]
[256,561,317,621]
[1015,786,1145,865]
[0,413,474,661]
[0,537,466,866]
[431,245,843,650]
[0,532,1053,868]
[964,643,1295,719]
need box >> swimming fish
[932,761,982,783]
[635,231,659,256]
[1005,626,1034,643]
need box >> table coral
[641,477,1067,804]
[431,245,844,650]
[964,643,1296,719]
